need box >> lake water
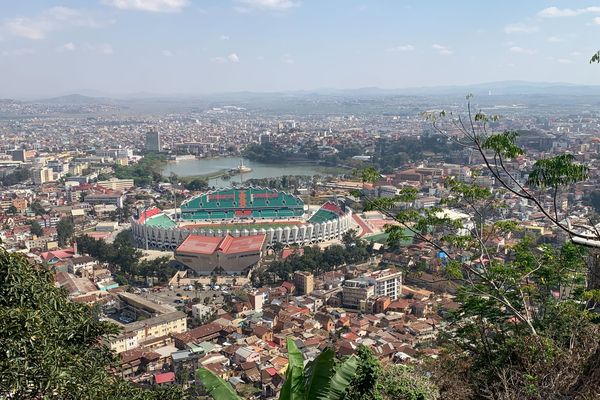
[162,157,343,187]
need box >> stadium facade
[130,187,353,253]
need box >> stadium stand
[180,187,304,220]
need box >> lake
[162,157,344,187]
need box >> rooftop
[177,235,223,255]
[176,233,266,255]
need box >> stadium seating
[179,187,304,221]
[309,209,338,224]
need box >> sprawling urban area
[2,87,600,399]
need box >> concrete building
[32,167,53,185]
[175,233,266,275]
[85,192,125,208]
[342,279,375,311]
[364,269,402,301]
[109,311,187,354]
[294,271,314,295]
[145,129,162,152]
[342,268,402,311]
[191,304,212,320]
[97,178,135,191]
[248,292,264,311]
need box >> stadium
[130,187,353,254]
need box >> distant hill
[305,81,600,97]
[36,94,117,105]
[27,81,600,103]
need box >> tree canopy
[0,245,185,399]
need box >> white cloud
[210,53,240,63]
[387,44,414,52]
[220,35,230,40]
[162,49,173,57]
[56,42,76,52]
[594,17,600,25]
[102,0,189,13]
[504,23,539,34]
[235,0,300,12]
[281,53,294,64]
[2,48,35,57]
[1,7,113,40]
[509,46,536,55]
[432,44,453,56]
[546,36,565,43]
[556,58,572,64]
[538,6,600,18]
[570,51,582,56]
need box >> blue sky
[1,0,600,97]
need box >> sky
[1,0,600,97]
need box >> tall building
[294,271,314,295]
[32,167,53,185]
[342,268,402,311]
[145,129,162,152]
[365,269,403,300]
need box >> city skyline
[2,0,600,97]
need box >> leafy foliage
[527,154,589,188]
[0,167,31,186]
[379,365,439,400]
[30,200,47,216]
[56,218,74,247]
[343,345,382,400]
[259,243,371,284]
[183,178,209,191]
[27,220,44,237]
[197,368,241,400]
[0,246,185,399]
[114,153,166,186]
[281,338,359,400]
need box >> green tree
[28,220,44,237]
[30,200,47,216]
[184,178,209,191]
[362,100,600,398]
[379,365,439,400]
[0,246,185,399]
[343,345,382,400]
[7,205,18,215]
[272,241,285,258]
[56,218,74,247]
[342,229,359,248]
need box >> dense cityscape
[2,1,600,400]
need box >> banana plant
[196,338,359,400]
[196,368,241,400]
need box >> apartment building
[294,271,314,295]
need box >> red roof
[177,235,223,254]
[265,367,278,376]
[41,248,75,262]
[281,248,304,260]
[154,372,175,384]
[177,234,266,255]
[218,234,266,254]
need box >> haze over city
[2,0,600,97]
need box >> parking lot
[138,285,226,308]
